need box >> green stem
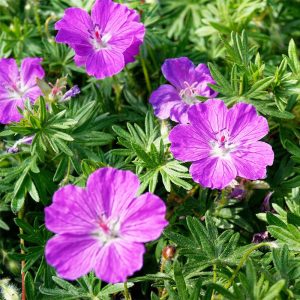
[140,56,151,94]
[211,263,217,300]
[123,282,131,300]
[18,204,26,300]
[33,0,42,35]
[225,242,274,289]
[45,15,57,41]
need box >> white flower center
[92,214,120,244]
[179,81,199,105]
[210,129,236,158]
[7,81,26,99]
[89,24,111,51]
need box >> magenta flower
[169,99,274,189]
[149,57,217,123]
[55,0,145,79]
[45,167,168,283]
[0,58,44,124]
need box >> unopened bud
[162,245,176,260]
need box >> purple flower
[149,57,217,123]
[55,0,145,79]
[61,85,80,102]
[260,191,274,212]
[45,167,168,283]
[252,231,269,243]
[7,135,34,153]
[169,99,274,189]
[0,58,45,124]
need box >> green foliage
[1,0,300,299]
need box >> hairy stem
[123,282,131,300]
[140,56,152,94]
[18,205,26,300]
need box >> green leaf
[186,216,215,258]
[261,279,285,300]
[173,260,188,300]
[25,272,35,300]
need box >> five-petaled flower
[45,167,168,283]
[0,58,44,124]
[54,0,145,79]
[169,99,274,189]
[149,57,217,123]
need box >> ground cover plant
[0,0,300,299]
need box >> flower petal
[123,38,143,64]
[95,240,145,283]
[120,192,168,243]
[162,57,196,90]
[227,102,269,143]
[170,102,190,123]
[45,234,100,280]
[74,54,87,67]
[86,167,140,218]
[149,84,181,120]
[0,98,24,124]
[188,99,228,140]
[20,58,44,89]
[190,157,237,189]
[91,0,115,30]
[231,141,274,180]
[45,185,97,235]
[23,86,43,101]
[0,58,19,85]
[85,49,124,79]
[55,8,93,46]
[169,124,211,161]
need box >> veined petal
[149,84,182,120]
[86,167,140,218]
[0,58,19,86]
[190,157,237,189]
[20,58,44,89]
[55,8,93,46]
[232,141,274,180]
[95,240,145,283]
[45,234,100,280]
[0,98,24,124]
[170,102,190,123]
[45,185,97,235]
[86,49,124,79]
[188,99,228,141]
[120,192,168,243]
[227,102,269,143]
[169,124,211,161]
[162,57,198,90]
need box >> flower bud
[162,245,176,260]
